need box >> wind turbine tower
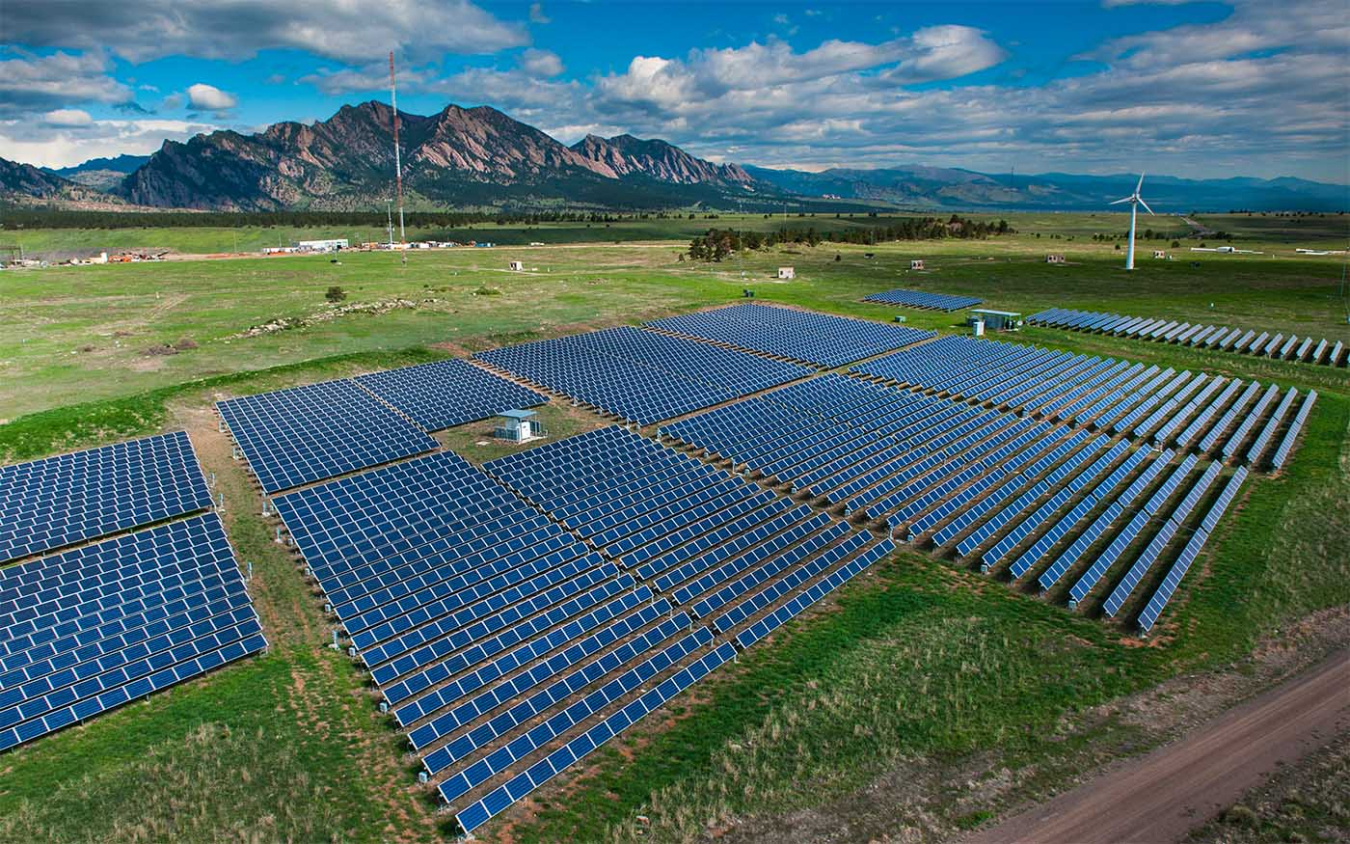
[1111,173,1154,271]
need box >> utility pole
[389,51,407,266]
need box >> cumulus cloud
[0,117,224,168]
[3,0,528,64]
[41,109,94,127]
[594,26,1006,112]
[186,83,239,111]
[529,2,550,24]
[0,50,131,115]
[519,48,564,77]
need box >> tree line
[687,215,1013,261]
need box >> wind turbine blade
[1136,172,1145,193]
[1109,197,1132,205]
[1138,197,1155,215]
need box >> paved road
[965,649,1350,844]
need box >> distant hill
[114,101,780,211]
[571,134,754,187]
[744,165,1349,212]
[46,154,152,190]
[8,100,1345,212]
[0,157,111,204]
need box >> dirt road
[965,649,1350,844]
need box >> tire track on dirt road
[964,648,1350,844]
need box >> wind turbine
[1111,173,1154,271]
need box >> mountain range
[4,100,1346,212]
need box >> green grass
[3,222,1346,420]
[0,649,394,843]
[1,218,1347,843]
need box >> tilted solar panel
[0,431,213,564]
[0,513,266,752]
[218,379,439,494]
[354,358,547,431]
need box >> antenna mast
[389,51,407,266]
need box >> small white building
[297,238,348,252]
[1153,249,1167,259]
[910,259,925,271]
[509,260,525,271]
[777,267,795,280]
[493,409,545,443]
[1046,253,1066,264]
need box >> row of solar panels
[862,288,984,311]
[218,358,548,494]
[851,336,1304,467]
[476,326,812,426]
[219,308,935,496]
[645,302,935,368]
[660,365,1295,631]
[0,431,213,565]
[0,432,266,751]
[270,425,894,834]
[1027,308,1349,367]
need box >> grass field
[2,218,1347,421]
[0,214,1346,843]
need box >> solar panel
[1271,390,1317,469]
[0,513,266,751]
[270,423,889,832]
[862,289,983,311]
[354,359,547,431]
[476,327,811,425]
[1026,309,1336,367]
[646,303,935,367]
[0,431,213,565]
[218,379,438,494]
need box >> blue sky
[1,0,1346,183]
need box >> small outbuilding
[1152,250,1167,259]
[493,409,545,443]
[968,309,1022,332]
[910,259,925,271]
[777,267,795,280]
[509,260,525,271]
[1046,253,1066,264]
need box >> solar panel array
[862,288,983,311]
[0,512,266,751]
[659,374,1074,535]
[218,379,439,494]
[849,336,1298,467]
[1027,308,1349,367]
[658,344,1279,635]
[475,326,811,425]
[273,427,892,834]
[645,303,936,367]
[354,358,548,432]
[0,431,212,564]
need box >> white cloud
[0,50,131,115]
[529,2,550,24]
[186,83,239,111]
[4,0,529,64]
[41,109,95,127]
[595,27,1006,112]
[519,48,564,77]
[0,117,224,168]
